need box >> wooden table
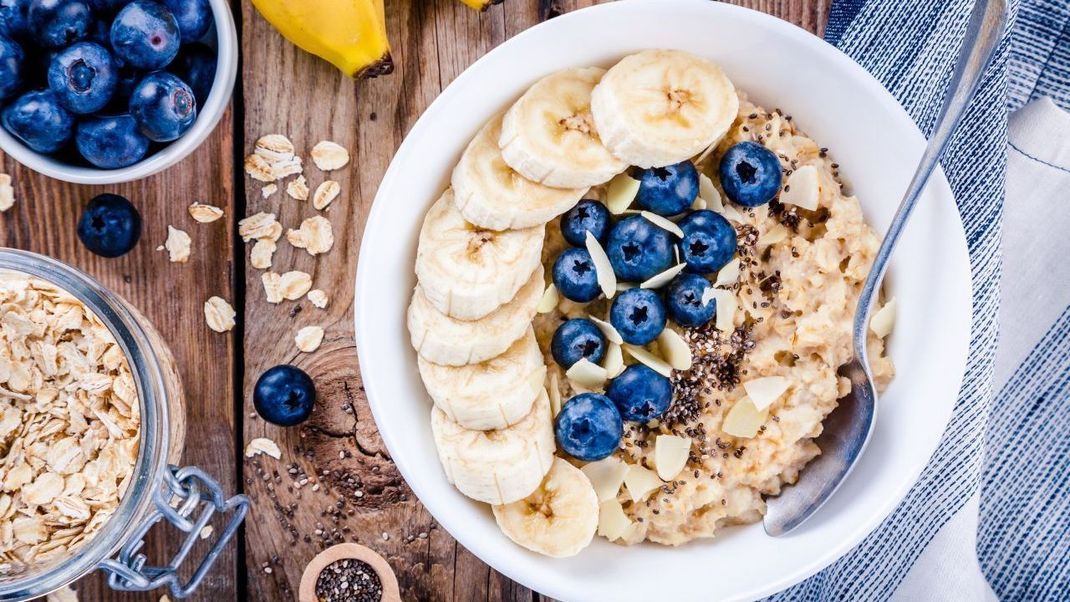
[0,1,829,599]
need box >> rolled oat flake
[315,558,383,602]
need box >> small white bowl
[0,0,238,185]
[355,1,972,600]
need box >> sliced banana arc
[452,116,587,230]
[418,328,547,431]
[499,67,628,189]
[416,189,545,320]
[431,390,556,505]
[492,457,599,558]
[408,265,544,366]
[591,49,739,168]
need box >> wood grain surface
[0,1,828,600]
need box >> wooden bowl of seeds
[299,543,401,602]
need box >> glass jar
[0,249,248,601]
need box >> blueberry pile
[0,0,215,168]
[551,143,783,461]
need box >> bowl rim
[0,0,239,185]
[355,1,971,600]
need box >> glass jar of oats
[0,249,248,601]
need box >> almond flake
[286,175,309,201]
[603,342,624,378]
[623,464,663,502]
[0,173,14,212]
[262,272,283,304]
[780,164,820,211]
[261,183,278,198]
[722,397,768,438]
[287,215,334,255]
[606,172,640,214]
[690,196,706,211]
[295,326,324,352]
[188,202,223,223]
[581,457,629,502]
[249,239,276,270]
[244,437,282,459]
[622,344,672,377]
[654,434,690,480]
[547,372,562,417]
[162,226,191,263]
[714,258,740,287]
[203,296,236,333]
[639,211,684,238]
[536,284,559,314]
[743,376,790,411]
[657,328,692,370]
[307,289,329,308]
[312,180,340,210]
[279,271,312,300]
[565,358,608,390]
[589,316,623,345]
[311,141,350,171]
[640,263,686,289]
[597,499,631,541]
[871,297,897,338]
[698,173,724,212]
[585,231,616,299]
[238,212,279,242]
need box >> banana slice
[416,189,545,320]
[432,389,555,505]
[492,457,599,558]
[408,265,544,366]
[499,67,628,189]
[452,116,587,230]
[591,49,739,168]
[418,328,546,430]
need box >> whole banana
[250,0,393,78]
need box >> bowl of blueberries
[0,0,237,184]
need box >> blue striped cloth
[764,0,1067,598]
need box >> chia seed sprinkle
[314,558,383,602]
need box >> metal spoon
[763,0,1008,537]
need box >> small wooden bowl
[298,543,401,602]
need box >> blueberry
[87,0,130,14]
[0,34,24,99]
[559,199,610,247]
[719,141,782,208]
[76,114,148,168]
[76,193,141,257]
[0,0,31,39]
[48,42,117,114]
[161,0,208,43]
[605,215,674,282]
[1,90,73,152]
[677,210,736,274]
[28,0,91,48]
[610,288,667,345]
[110,0,179,70]
[128,71,194,141]
[606,364,673,422]
[169,41,213,104]
[665,273,716,328]
[253,365,316,427]
[105,64,139,110]
[552,247,601,303]
[550,318,606,369]
[555,393,622,461]
[635,161,699,216]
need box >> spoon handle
[853,0,1007,361]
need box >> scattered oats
[286,175,309,201]
[279,271,312,300]
[254,134,295,162]
[311,141,350,171]
[46,585,79,602]
[188,202,223,223]
[159,596,170,602]
[270,157,304,180]
[260,183,278,198]
[295,326,324,352]
[243,153,276,182]
[203,296,236,333]
[307,289,329,308]
[0,173,14,212]
[286,216,333,256]
[246,135,303,182]
[244,437,282,459]
[250,239,276,270]
[312,180,340,210]
[161,226,191,263]
[238,212,279,242]
[199,525,213,539]
[262,272,283,304]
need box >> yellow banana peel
[250,0,393,79]
[457,0,505,10]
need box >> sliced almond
[657,328,692,370]
[279,271,313,300]
[621,344,672,377]
[690,196,706,211]
[203,296,236,333]
[188,202,223,223]
[585,231,616,299]
[597,499,632,541]
[295,326,324,352]
[565,358,609,390]
[536,284,559,314]
[311,141,350,171]
[606,172,641,214]
[714,257,741,287]
[870,297,897,338]
[623,464,663,502]
[722,397,768,438]
[703,289,736,333]
[312,180,341,210]
[307,289,329,309]
[250,239,276,270]
[639,211,684,238]
[698,173,724,212]
[547,372,562,417]
[640,263,686,290]
[581,457,629,502]
[720,202,745,224]
[780,165,820,211]
[286,175,309,201]
[602,342,624,378]
[654,435,691,481]
[743,376,790,411]
[757,223,790,248]
[589,316,623,345]
[244,437,282,459]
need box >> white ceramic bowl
[0,0,238,185]
[355,1,972,600]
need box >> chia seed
[314,558,383,602]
